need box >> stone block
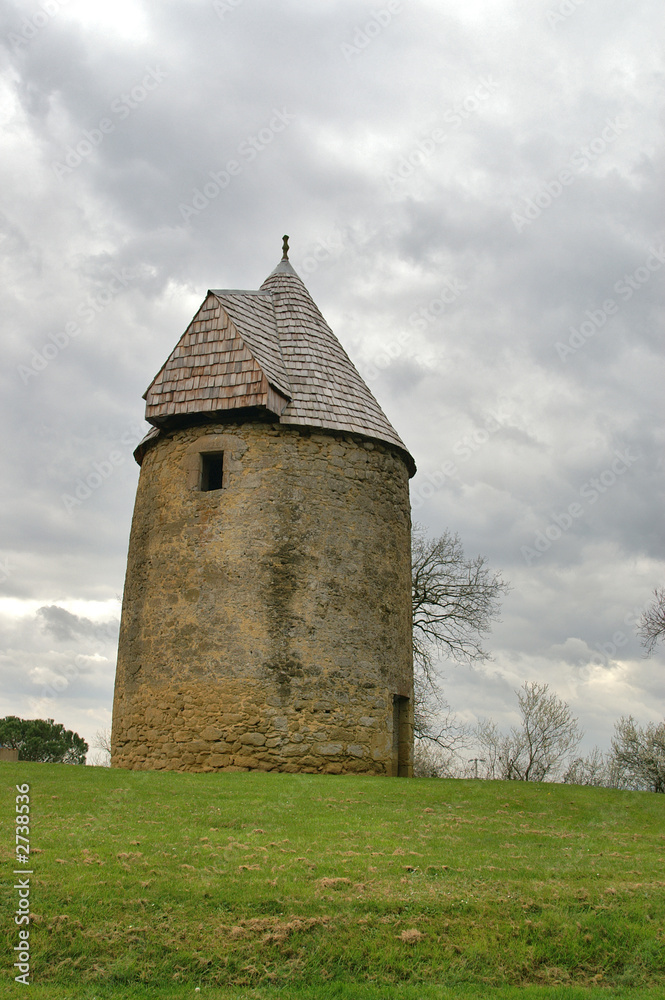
[200,726,225,741]
[313,743,343,756]
[239,732,266,746]
[233,755,260,768]
[280,743,308,756]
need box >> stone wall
[112,418,413,775]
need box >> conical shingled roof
[141,253,415,476]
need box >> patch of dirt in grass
[317,876,351,889]
[220,915,331,945]
[399,928,426,943]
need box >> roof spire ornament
[281,234,289,260]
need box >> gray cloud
[0,0,662,756]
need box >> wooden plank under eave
[266,384,290,416]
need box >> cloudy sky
[1,0,663,763]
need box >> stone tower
[112,240,416,776]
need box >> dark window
[200,452,224,491]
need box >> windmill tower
[112,239,416,776]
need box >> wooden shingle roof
[141,254,415,475]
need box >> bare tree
[637,588,665,656]
[413,741,463,778]
[88,727,112,767]
[411,526,509,755]
[563,746,610,787]
[516,682,583,781]
[412,672,472,773]
[412,526,509,680]
[475,717,509,779]
[610,716,665,792]
[413,671,470,752]
[474,682,583,782]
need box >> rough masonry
[112,242,416,776]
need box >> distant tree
[413,741,461,778]
[637,588,665,656]
[412,671,471,760]
[563,746,610,787]
[475,682,583,782]
[475,717,512,780]
[610,716,665,793]
[88,727,112,767]
[0,716,88,764]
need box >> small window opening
[200,452,224,491]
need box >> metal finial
[282,234,289,260]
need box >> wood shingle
[140,254,414,475]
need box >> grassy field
[2,761,664,999]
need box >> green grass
[2,762,665,999]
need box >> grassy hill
[2,761,664,1000]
